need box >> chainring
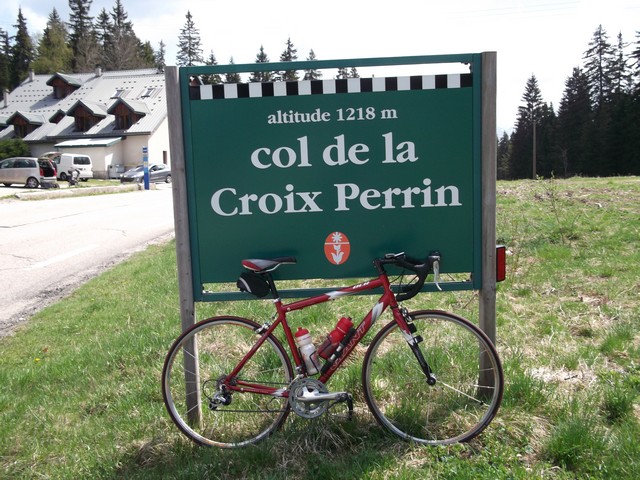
[288,377,329,419]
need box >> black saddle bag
[236,272,271,298]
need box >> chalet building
[0,68,169,179]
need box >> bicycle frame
[224,267,411,397]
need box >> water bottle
[318,317,354,360]
[294,327,320,375]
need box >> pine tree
[511,75,545,179]
[201,51,222,84]
[557,67,592,176]
[610,32,631,96]
[583,25,615,108]
[225,57,241,83]
[68,0,99,72]
[303,49,322,80]
[176,11,203,67]
[249,46,272,82]
[95,8,112,58]
[155,40,166,70]
[632,31,640,93]
[348,67,360,78]
[278,37,298,81]
[0,29,10,92]
[32,8,72,74]
[103,0,146,70]
[10,8,34,88]
[497,132,512,180]
[336,67,348,79]
[138,41,155,68]
[536,103,561,178]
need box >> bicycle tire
[162,316,293,447]
[362,310,503,445]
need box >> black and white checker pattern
[193,74,472,100]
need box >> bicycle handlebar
[379,252,441,301]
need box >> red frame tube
[223,273,409,396]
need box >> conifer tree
[201,51,222,84]
[511,75,545,178]
[225,57,242,83]
[610,32,631,96]
[303,49,322,80]
[278,37,298,81]
[497,132,512,180]
[10,8,33,87]
[249,46,272,82]
[557,67,592,176]
[176,11,203,66]
[0,29,10,92]
[105,0,146,70]
[632,31,640,93]
[155,40,166,70]
[33,8,72,74]
[138,41,155,68]
[583,25,615,108]
[68,0,99,72]
[95,9,112,68]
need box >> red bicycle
[162,252,503,447]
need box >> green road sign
[177,54,486,300]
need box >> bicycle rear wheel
[162,316,293,447]
[362,310,503,445]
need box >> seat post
[264,273,280,300]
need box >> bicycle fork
[399,310,437,386]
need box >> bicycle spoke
[162,317,292,447]
[363,311,503,445]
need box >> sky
[1,0,639,133]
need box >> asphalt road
[0,184,175,336]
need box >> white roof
[1,68,167,143]
[55,137,123,148]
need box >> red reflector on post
[496,245,506,282]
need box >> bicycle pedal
[329,392,354,420]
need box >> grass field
[1,177,638,479]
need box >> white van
[55,154,94,181]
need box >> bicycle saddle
[241,257,297,273]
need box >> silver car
[0,156,58,188]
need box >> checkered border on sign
[192,74,472,100]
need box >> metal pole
[142,146,150,190]
[165,66,201,426]
[479,52,497,391]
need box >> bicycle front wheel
[162,316,293,447]
[362,310,503,445]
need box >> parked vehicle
[54,154,93,181]
[0,156,58,188]
[39,151,61,162]
[120,164,172,184]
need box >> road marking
[28,244,99,269]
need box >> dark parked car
[0,156,58,188]
[120,164,171,184]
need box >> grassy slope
[0,177,638,479]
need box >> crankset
[288,378,353,419]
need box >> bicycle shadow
[98,415,426,479]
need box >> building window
[141,87,156,98]
[111,89,126,99]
